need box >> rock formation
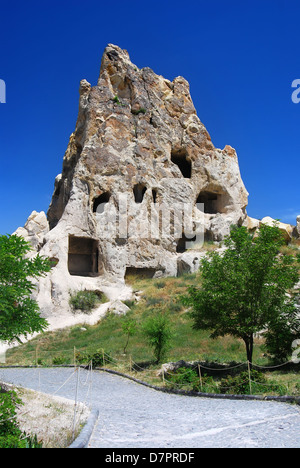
[245,215,296,242]
[15,44,250,323]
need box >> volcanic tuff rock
[15,44,249,322]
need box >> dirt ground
[14,386,90,448]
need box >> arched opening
[93,192,111,214]
[133,184,147,203]
[196,191,222,214]
[171,149,192,178]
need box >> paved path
[0,367,300,448]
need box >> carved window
[196,191,221,214]
[68,236,99,277]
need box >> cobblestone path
[0,367,299,448]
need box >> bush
[219,370,286,395]
[0,389,23,438]
[165,368,198,389]
[143,313,173,363]
[165,368,219,393]
[52,355,69,366]
[69,290,105,313]
[0,388,42,448]
[0,433,43,449]
[75,349,115,368]
[0,434,24,448]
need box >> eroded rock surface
[15,44,250,321]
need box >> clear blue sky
[0,0,299,234]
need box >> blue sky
[0,0,299,234]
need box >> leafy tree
[0,234,50,343]
[143,312,173,363]
[182,224,300,363]
[121,318,137,354]
[263,295,300,362]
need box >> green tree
[121,318,137,354]
[143,312,173,363]
[0,234,50,343]
[182,224,300,363]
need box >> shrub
[0,433,43,449]
[52,355,69,366]
[0,389,23,438]
[219,370,286,395]
[0,387,42,448]
[69,290,105,313]
[143,313,173,363]
[165,367,198,388]
[165,368,219,393]
[75,349,115,368]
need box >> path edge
[68,407,99,449]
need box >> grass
[4,272,299,396]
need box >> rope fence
[0,361,94,445]
[105,350,298,396]
[0,348,299,449]
[1,345,299,399]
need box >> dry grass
[15,387,89,448]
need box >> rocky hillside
[12,44,298,328]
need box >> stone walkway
[0,367,299,448]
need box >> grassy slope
[4,247,299,395]
[6,272,267,366]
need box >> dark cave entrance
[93,192,111,214]
[133,184,147,203]
[152,189,158,204]
[68,236,100,277]
[171,150,192,178]
[196,191,222,214]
